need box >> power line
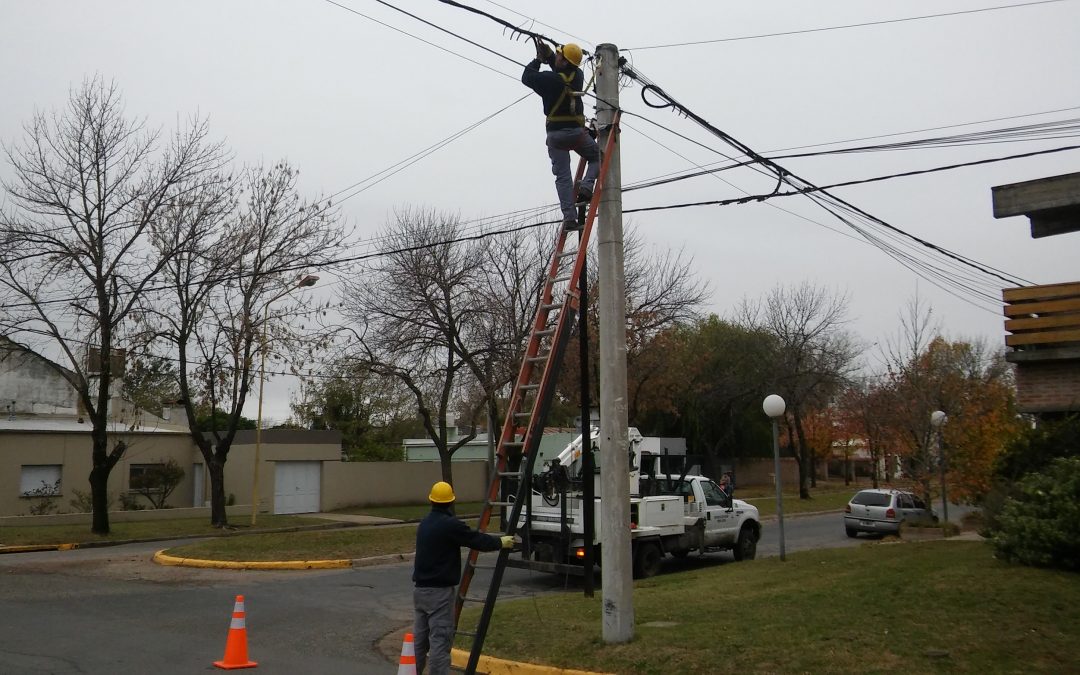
[321,0,516,80]
[618,63,1032,297]
[623,0,1075,51]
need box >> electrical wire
[623,0,1075,51]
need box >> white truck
[517,428,761,578]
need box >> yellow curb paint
[152,550,351,570]
[0,543,78,554]
[450,648,614,675]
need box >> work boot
[562,216,582,232]
[575,187,593,206]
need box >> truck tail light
[630,521,637,529]
[886,508,895,519]
[574,547,586,559]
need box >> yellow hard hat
[429,481,456,504]
[557,43,583,67]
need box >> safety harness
[545,70,586,126]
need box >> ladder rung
[553,275,572,283]
[557,250,577,259]
[533,328,555,337]
[526,354,549,363]
[456,630,477,638]
[489,501,513,507]
[541,303,561,311]
[518,384,539,391]
[498,471,522,478]
[501,442,523,448]
[513,411,531,419]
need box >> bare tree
[339,210,548,483]
[0,77,228,533]
[150,162,341,526]
[561,225,710,421]
[739,282,861,499]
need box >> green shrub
[68,489,115,513]
[992,457,1080,572]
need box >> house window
[20,465,62,496]
[129,463,164,491]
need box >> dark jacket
[412,504,501,587]
[522,57,585,131]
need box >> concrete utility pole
[595,42,634,644]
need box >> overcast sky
[2,0,1078,423]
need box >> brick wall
[1015,360,1080,413]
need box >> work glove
[500,535,515,549]
[534,37,553,62]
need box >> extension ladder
[454,113,620,675]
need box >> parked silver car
[844,488,937,537]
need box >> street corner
[152,549,352,570]
[450,648,615,675]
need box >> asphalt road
[0,503,971,673]
[0,541,567,674]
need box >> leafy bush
[119,492,146,511]
[129,458,185,509]
[24,479,61,515]
[984,415,1080,534]
[991,457,1080,572]
[68,489,114,513]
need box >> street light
[930,410,948,535]
[763,394,787,562]
[251,274,319,526]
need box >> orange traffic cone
[213,595,258,670]
[397,632,417,675]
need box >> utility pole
[595,42,633,644]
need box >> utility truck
[516,428,761,578]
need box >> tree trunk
[790,408,811,499]
[89,462,111,534]
[209,454,228,527]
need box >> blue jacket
[522,58,586,131]
[413,504,501,587]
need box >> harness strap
[546,71,586,125]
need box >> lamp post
[763,394,787,562]
[930,410,948,535]
[251,274,318,526]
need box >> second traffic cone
[213,595,258,670]
[397,632,417,675]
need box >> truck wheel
[671,550,690,559]
[732,525,757,561]
[633,542,663,578]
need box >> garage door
[274,461,321,514]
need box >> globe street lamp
[251,274,319,526]
[930,410,948,534]
[763,394,787,562]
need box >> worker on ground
[413,481,514,675]
[521,38,600,231]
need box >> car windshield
[851,491,891,507]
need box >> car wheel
[845,527,858,538]
[633,542,663,578]
[733,525,757,561]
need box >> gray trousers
[547,128,600,221]
[414,585,455,675]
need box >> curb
[152,549,351,570]
[450,648,613,675]
[0,542,79,554]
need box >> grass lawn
[332,501,488,521]
[459,541,1080,674]
[163,523,419,561]
[0,515,327,546]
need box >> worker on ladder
[522,38,599,231]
